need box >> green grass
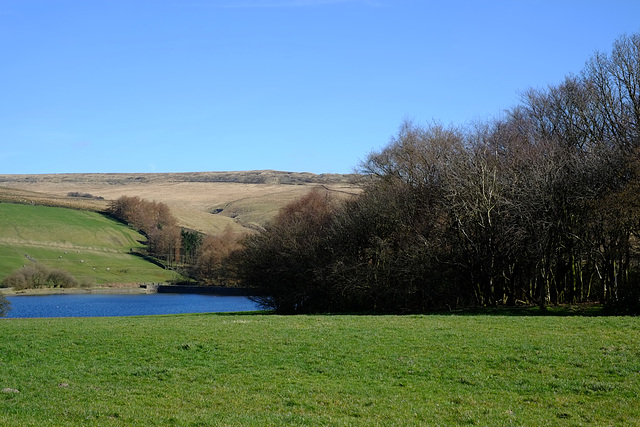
[1,313,639,425]
[0,203,176,284]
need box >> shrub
[47,269,79,288]
[67,192,104,200]
[2,263,79,290]
[0,294,10,317]
[193,227,245,286]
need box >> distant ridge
[0,170,359,186]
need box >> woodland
[235,32,640,313]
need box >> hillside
[0,203,177,285]
[0,171,361,235]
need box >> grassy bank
[0,203,177,284]
[1,313,639,425]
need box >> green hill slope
[0,203,177,284]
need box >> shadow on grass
[183,303,638,318]
[439,304,611,317]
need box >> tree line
[233,32,640,313]
[108,195,183,267]
[107,195,243,284]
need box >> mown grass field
[1,313,639,426]
[0,203,176,284]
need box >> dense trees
[108,196,247,284]
[237,189,336,312]
[108,196,182,266]
[192,228,244,286]
[236,32,640,313]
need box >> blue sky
[2,0,639,174]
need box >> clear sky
[2,0,639,175]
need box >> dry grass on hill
[0,171,361,235]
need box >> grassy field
[0,203,177,284]
[0,313,639,425]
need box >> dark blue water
[4,293,262,318]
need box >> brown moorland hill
[0,171,361,235]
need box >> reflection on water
[4,293,262,318]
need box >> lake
[4,293,263,318]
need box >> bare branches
[233,32,640,313]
